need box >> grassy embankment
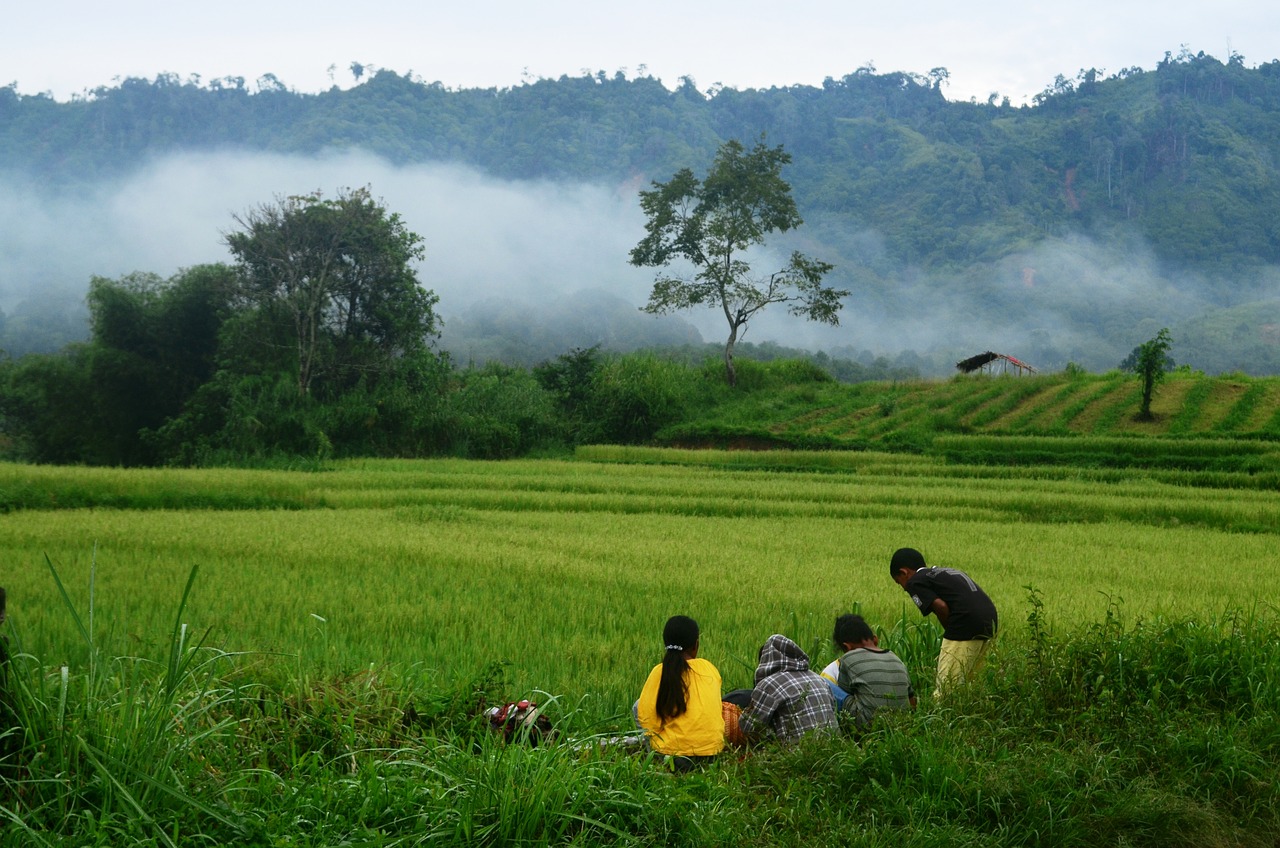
[0,440,1277,846]
[659,369,1280,458]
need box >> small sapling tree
[1129,327,1173,420]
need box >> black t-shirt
[905,567,998,641]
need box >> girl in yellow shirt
[635,615,725,768]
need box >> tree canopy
[630,138,846,385]
[1130,327,1174,420]
[224,187,439,397]
[3,51,1280,374]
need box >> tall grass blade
[41,553,91,649]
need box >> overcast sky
[4,1,1276,105]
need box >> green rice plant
[961,376,1058,430]
[1051,374,1127,430]
[1,560,246,845]
[1260,391,1280,434]
[1088,385,1142,433]
[1212,382,1268,434]
[855,381,965,440]
[1,451,1278,845]
[973,384,1051,431]
[1166,378,1215,435]
[2,454,1278,732]
[1001,379,1079,432]
[910,379,1010,436]
[932,434,1280,473]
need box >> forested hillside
[3,48,1280,374]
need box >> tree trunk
[1139,375,1155,420]
[723,325,738,387]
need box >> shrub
[582,353,697,444]
[444,363,562,458]
[730,357,834,391]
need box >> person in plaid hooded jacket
[738,634,838,744]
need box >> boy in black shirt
[890,547,997,697]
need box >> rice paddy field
[3,450,1275,699]
[0,447,1278,846]
[660,370,1280,451]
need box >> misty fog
[3,149,1276,375]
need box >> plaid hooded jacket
[739,634,838,743]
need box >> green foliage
[661,369,1280,457]
[3,523,1279,844]
[533,345,604,444]
[224,187,439,398]
[0,193,458,467]
[727,357,834,391]
[580,352,699,444]
[1131,328,1175,420]
[1211,382,1268,434]
[444,363,562,458]
[0,347,98,464]
[310,350,453,458]
[631,138,845,386]
[0,267,237,465]
[8,57,1280,379]
[932,434,1280,473]
[6,55,1280,284]
[0,561,247,844]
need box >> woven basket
[722,701,746,747]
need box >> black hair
[833,613,876,646]
[890,547,926,576]
[655,615,699,723]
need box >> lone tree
[629,139,847,386]
[225,187,439,397]
[1128,327,1174,420]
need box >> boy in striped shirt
[821,614,916,727]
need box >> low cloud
[3,151,1277,374]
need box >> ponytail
[655,615,699,722]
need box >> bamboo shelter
[955,351,1037,375]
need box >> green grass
[1,452,1278,845]
[661,371,1280,456]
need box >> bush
[583,353,698,444]
[729,357,834,390]
[533,346,604,444]
[444,363,562,458]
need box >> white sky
[3,1,1276,105]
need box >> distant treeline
[5,49,1280,274]
[3,48,1280,375]
[0,249,912,468]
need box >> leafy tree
[629,138,847,385]
[0,266,237,465]
[0,347,97,463]
[444,363,560,458]
[224,187,439,397]
[533,345,603,443]
[581,352,695,444]
[89,265,235,397]
[1129,327,1174,420]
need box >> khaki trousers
[935,637,993,697]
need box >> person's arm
[635,666,663,734]
[930,597,950,628]
[738,682,780,742]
